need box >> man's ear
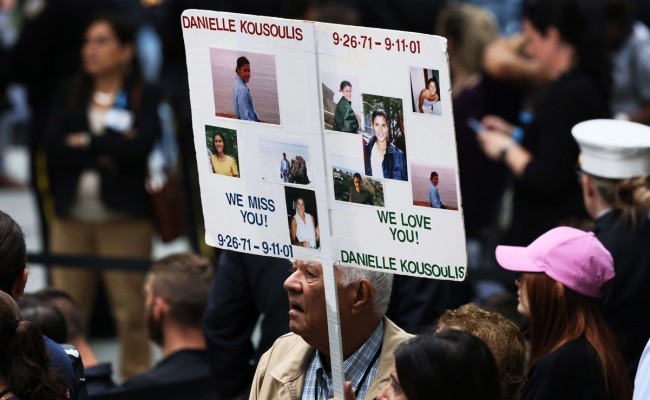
[350,280,374,315]
[152,297,170,320]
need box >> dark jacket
[594,210,650,378]
[363,136,407,181]
[45,79,160,218]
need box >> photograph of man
[410,161,458,210]
[333,80,359,133]
[280,153,290,182]
[429,171,444,209]
[249,260,412,399]
[232,56,259,121]
[349,173,374,205]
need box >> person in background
[232,56,259,122]
[45,12,159,380]
[203,251,290,400]
[0,210,85,399]
[634,338,650,399]
[435,303,526,400]
[478,0,610,246]
[104,252,217,399]
[572,119,650,378]
[605,0,650,124]
[372,330,501,400]
[333,80,359,133]
[0,291,69,400]
[17,294,68,344]
[496,226,632,400]
[210,132,239,177]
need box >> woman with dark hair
[376,330,500,400]
[210,132,239,177]
[45,12,158,379]
[363,109,407,181]
[290,196,318,248]
[496,226,632,400]
[232,56,259,121]
[417,77,441,115]
[332,80,359,133]
[0,291,68,400]
[0,211,82,399]
[478,0,610,246]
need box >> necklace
[92,91,116,106]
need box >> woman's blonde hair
[435,4,499,73]
[589,174,650,225]
[435,303,526,400]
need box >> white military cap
[572,119,650,179]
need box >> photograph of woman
[209,130,239,177]
[363,108,408,181]
[290,196,319,249]
[418,77,441,115]
[333,80,359,133]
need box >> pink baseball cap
[495,226,615,298]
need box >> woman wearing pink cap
[496,226,631,400]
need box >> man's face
[236,63,251,83]
[354,177,362,192]
[284,261,328,347]
[431,175,439,186]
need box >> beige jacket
[249,317,412,400]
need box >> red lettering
[182,16,190,28]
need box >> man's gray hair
[336,265,393,317]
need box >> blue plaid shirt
[301,320,384,400]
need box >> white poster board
[182,10,467,280]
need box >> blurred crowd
[0,0,650,399]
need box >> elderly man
[250,260,411,400]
